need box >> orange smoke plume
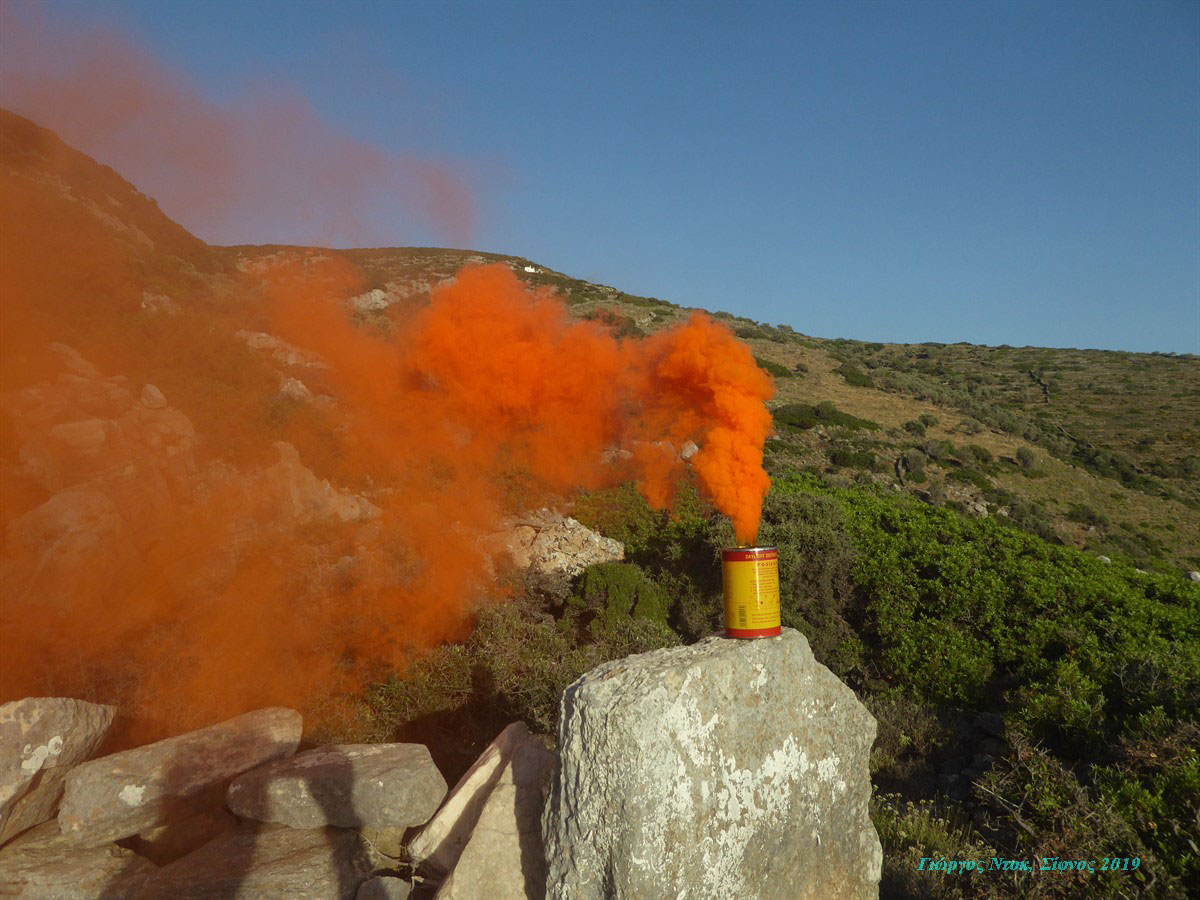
[0,5,474,247]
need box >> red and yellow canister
[722,546,781,638]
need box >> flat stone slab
[434,727,553,899]
[227,743,446,830]
[58,707,301,845]
[542,628,882,899]
[410,721,552,890]
[0,697,116,844]
[133,822,379,899]
[0,820,154,898]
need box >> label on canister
[722,546,781,639]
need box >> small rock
[58,707,301,845]
[1097,555,1112,564]
[974,712,1005,737]
[139,384,168,409]
[972,753,996,771]
[357,875,412,900]
[132,822,379,900]
[680,440,699,460]
[0,820,153,898]
[1189,571,1200,583]
[227,743,446,830]
[938,756,967,776]
[0,697,116,844]
[49,343,102,379]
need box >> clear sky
[10,0,1200,353]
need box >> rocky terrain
[0,630,880,898]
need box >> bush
[904,448,927,475]
[829,448,876,470]
[904,420,927,437]
[968,444,994,464]
[773,402,881,432]
[1066,503,1109,528]
[754,356,793,379]
[919,413,939,427]
[757,490,863,675]
[1016,446,1038,470]
[836,362,874,388]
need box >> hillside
[2,110,1198,897]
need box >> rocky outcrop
[492,509,624,578]
[409,722,553,898]
[227,743,446,830]
[58,708,302,845]
[542,628,882,899]
[0,697,115,844]
[260,442,379,525]
[132,822,380,900]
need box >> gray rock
[139,384,168,409]
[410,722,548,875]
[494,511,624,578]
[49,343,102,379]
[428,724,553,899]
[0,697,116,844]
[58,707,301,845]
[974,712,1005,737]
[681,440,699,460]
[357,875,412,900]
[0,820,153,898]
[125,805,238,865]
[132,822,378,899]
[1189,571,1200,583]
[542,628,881,899]
[1097,555,1112,564]
[227,743,445,830]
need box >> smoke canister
[722,546,781,638]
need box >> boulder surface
[132,822,379,899]
[58,707,301,845]
[0,820,153,898]
[542,628,882,899]
[227,742,446,830]
[423,722,554,899]
[0,697,115,844]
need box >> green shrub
[1016,446,1038,469]
[829,448,876,470]
[836,362,874,388]
[903,419,927,437]
[754,356,793,379]
[919,413,939,427]
[904,448,927,475]
[968,444,994,464]
[1066,503,1109,527]
[773,402,881,432]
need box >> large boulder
[58,707,301,845]
[132,822,379,899]
[542,628,882,899]
[227,743,446,830]
[0,820,153,898]
[433,725,554,899]
[409,722,551,879]
[0,697,116,844]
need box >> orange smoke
[0,5,474,247]
[0,8,774,740]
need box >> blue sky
[14,0,1200,353]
